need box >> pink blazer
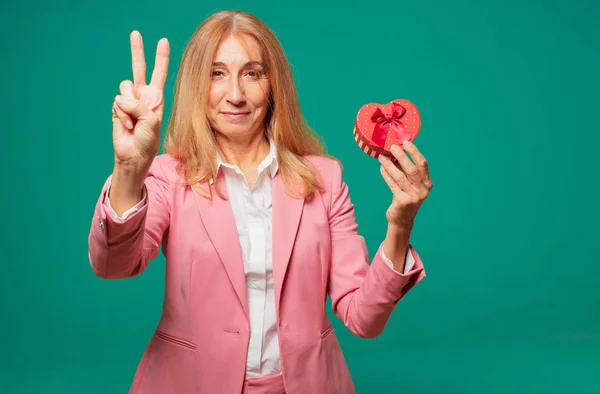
[88,153,426,393]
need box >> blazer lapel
[193,173,248,318]
[272,174,305,313]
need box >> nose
[226,77,246,107]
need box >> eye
[244,68,262,79]
[211,70,225,78]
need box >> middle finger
[401,141,432,186]
[390,145,420,183]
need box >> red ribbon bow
[370,102,410,148]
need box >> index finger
[150,38,170,90]
[130,30,147,86]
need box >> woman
[89,10,432,394]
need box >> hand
[378,141,433,230]
[111,30,170,172]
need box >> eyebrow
[212,61,265,68]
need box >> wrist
[113,157,150,181]
[383,223,412,271]
[110,166,146,202]
[386,221,413,237]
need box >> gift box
[353,99,421,159]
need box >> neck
[216,129,270,172]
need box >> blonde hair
[163,10,334,200]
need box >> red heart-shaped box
[354,99,421,159]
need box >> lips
[221,111,250,121]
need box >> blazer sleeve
[326,159,426,338]
[87,157,171,279]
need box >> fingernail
[403,140,412,148]
[126,120,133,129]
[391,145,401,154]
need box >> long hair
[163,10,334,199]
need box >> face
[207,34,271,139]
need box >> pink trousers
[242,373,286,394]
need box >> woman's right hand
[111,30,170,173]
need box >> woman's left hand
[379,140,433,230]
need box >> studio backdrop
[0,0,598,393]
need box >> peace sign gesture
[111,30,170,171]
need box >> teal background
[1,0,598,392]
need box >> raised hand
[111,30,170,171]
[378,141,433,229]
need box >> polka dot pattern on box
[354,99,421,160]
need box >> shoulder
[303,154,345,196]
[148,153,184,184]
[304,154,343,178]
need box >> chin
[217,124,253,137]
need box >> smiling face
[206,34,271,140]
